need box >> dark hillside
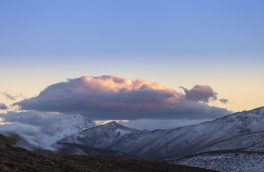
[0,134,214,172]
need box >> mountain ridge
[58,106,264,160]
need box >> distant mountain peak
[105,121,121,126]
[92,121,139,132]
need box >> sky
[0,0,264,113]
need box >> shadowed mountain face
[54,142,136,158]
[58,107,264,160]
[0,134,213,172]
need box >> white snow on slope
[176,151,264,172]
[199,131,264,153]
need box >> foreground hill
[0,134,212,172]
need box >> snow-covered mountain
[58,107,264,160]
[0,111,95,150]
[57,121,141,148]
[2,107,264,171]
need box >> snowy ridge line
[84,121,139,132]
[198,131,264,152]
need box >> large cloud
[16,75,230,120]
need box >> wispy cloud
[1,92,16,101]
[219,98,229,104]
[16,75,230,120]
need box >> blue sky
[0,0,264,111]
[1,0,264,57]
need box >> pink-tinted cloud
[16,75,230,120]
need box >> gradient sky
[0,0,264,112]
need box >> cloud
[16,75,230,120]
[0,103,7,110]
[219,98,229,104]
[181,85,217,102]
[1,92,16,101]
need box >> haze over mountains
[0,111,95,150]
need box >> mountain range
[58,107,264,160]
[1,107,264,171]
